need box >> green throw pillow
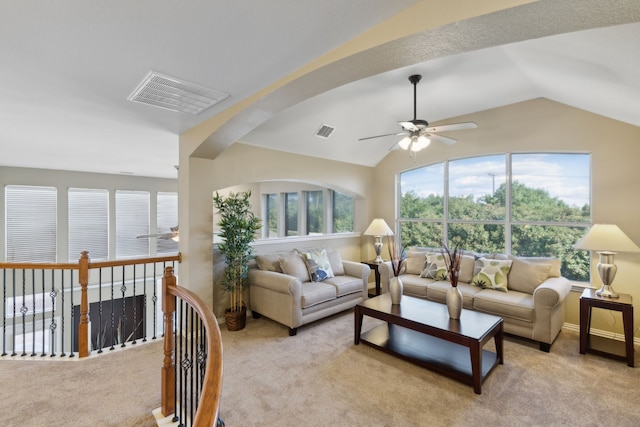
[420,253,449,281]
[472,258,512,292]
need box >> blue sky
[401,153,590,208]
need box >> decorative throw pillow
[298,249,334,282]
[405,251,428,275]
[326,250,345,276]
[255,253,284,273]
[472,258,513,292]
[507,256,552,294]
[420,252,449,280]
[279,253,311,282]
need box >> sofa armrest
[533,276,572,308]
[342,260,370,281]
[248,269,301,296]
[377,261,394,294]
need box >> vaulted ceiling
[2,1,639,178]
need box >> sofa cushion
[405,251,428,275]
[255,253,284,273]
[398,274,432,298]
[507,256,552,294]
[473,289,534,323]
[324,275,362,297]
[327,250,345,276]
[279,253,310,282]
[420,252,449,280]
[298,249,334,282]
[472,258,512,292]
[300,281,337,308]
[426,281,482,309]
[512,255,562,278]
[459,254,476,283]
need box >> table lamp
[364,219,394,263]
[574,224,640,298]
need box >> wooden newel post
[161,266,177,417]
[78,251,90,358]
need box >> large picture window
[399,153,591,281]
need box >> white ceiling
[1,1,639,178]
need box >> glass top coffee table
[355,293,503,394]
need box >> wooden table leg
[579,297,590,354]
[470,342,482,394]
[622,305,634,367]
[354,306,363,345]
[495,322,504,365]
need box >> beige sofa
[248,249,370,336]
[379,248,572,351]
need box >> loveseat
[378,248,572,351]
[248,249,370,336]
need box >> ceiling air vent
[127,71,229,115]
[315,124,335,139]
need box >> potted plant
[213,190,261,331]
[387,236,406,304]
[441,243,463,319]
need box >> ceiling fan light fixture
[398,136,411,150]
[413,135,431,151]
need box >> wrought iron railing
[0,253,223,426]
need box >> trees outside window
[399,153,591,281]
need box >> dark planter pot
[224,305,247,331]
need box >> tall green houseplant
[213,190,261,320]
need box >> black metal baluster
[142,264,147,342]
[11,269,16,356]
[132,265,137,345]
[189,306,195,425]
[41,269,46,357]
[97,268,103,353]
[69,270,75,358]
[31,269,36,357]
[152,263,158,340]
[20,269,27,356]
[120,265,127,347]
[60,271,66,357]
[49,270,57,357]
[110,266,115,351]
[2,269,6,357]
[174,299,183,425]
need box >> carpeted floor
[1,309,639,426]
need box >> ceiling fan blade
[426,122,477,133]
[358,132,407,141]
[398,121,420,132]
[426,133,457,145]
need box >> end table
[361,261,383,297]
[579,287,634,367]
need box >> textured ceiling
[1,1,639,178]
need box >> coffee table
[354,294,503,394]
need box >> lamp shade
[574,224,640,253]
[364,218,393,236]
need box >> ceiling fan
[136,225,179,242]
[359,74,477,158]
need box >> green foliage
[213,190,262,312]
[399,182,591,281]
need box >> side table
[579,287,634,367]
[361,261,383,297]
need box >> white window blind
[157,191,178,254]
[6,185,57,262]
[116,190,149,258]
[68,188,109,261]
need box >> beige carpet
[218,311,640,427]
[1,310,639,426]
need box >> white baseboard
[563,322,640,345]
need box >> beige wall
[374,98,640,338]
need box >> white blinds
[157,191,178,254]
[68,188,109,261]
[6,185,57,262]
[115,190,149,258]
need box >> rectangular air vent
[127,71,229,115]
[315,124,335,139]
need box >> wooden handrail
[162,266,223,426]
